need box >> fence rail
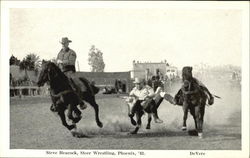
[10,86,49,97]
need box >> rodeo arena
[10,59,242,150]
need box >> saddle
[66,74,99,96]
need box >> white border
[0,1,249,158]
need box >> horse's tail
[212,94,221,99]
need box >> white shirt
[129,85,154,100]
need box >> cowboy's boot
[153,113,163,123]
[163,93,176,105]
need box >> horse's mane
[48,62,68,80]
[45,62,71,90]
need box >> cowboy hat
[133,77,144,84]
[59,37,72,44]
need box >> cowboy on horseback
[50,37,87,113]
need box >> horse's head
[182,80,190,90]
[37,61,61,87]
[182,66,193,81]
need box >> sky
[9,7,242,72]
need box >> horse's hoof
[72,132,83,138]
[73,116,82,123]
[71,131,77,137]
[68,125,76,130]
[198,132,203,139]
[97,121,103,128]
[71,132,82,138]
[70,128,78,136]
[182,126,187,131]
[130,131,137,134]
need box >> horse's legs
[66,103,81,124]
[189,106,198,130]
[72,105,82,123]
[58,110,75,130]
[195,105,205,138]
[85,94,103,128]
[67,103,74,119]
[190,108,197,129]
[182,101,189,131]
[146,113,152,129]
[92,102,103,128]
[73,105,82,117]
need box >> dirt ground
[10,80,241,150]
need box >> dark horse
[126,89,174,134]
[174,80,207,138]
[37,62,103,136]
[174,66,214,138]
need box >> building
[165,66,178,79]
[75,71,132,93]
[131,60,178,81]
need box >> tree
[9,55,20,65]
[19,58,31,82]
[88,45,105,72]
[26,53,41,72]
[19,53,42,81]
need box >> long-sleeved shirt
[57,48,76,66]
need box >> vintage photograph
[1,1,249,158]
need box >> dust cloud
[76,76,241,135]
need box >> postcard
[0,1,249,158]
